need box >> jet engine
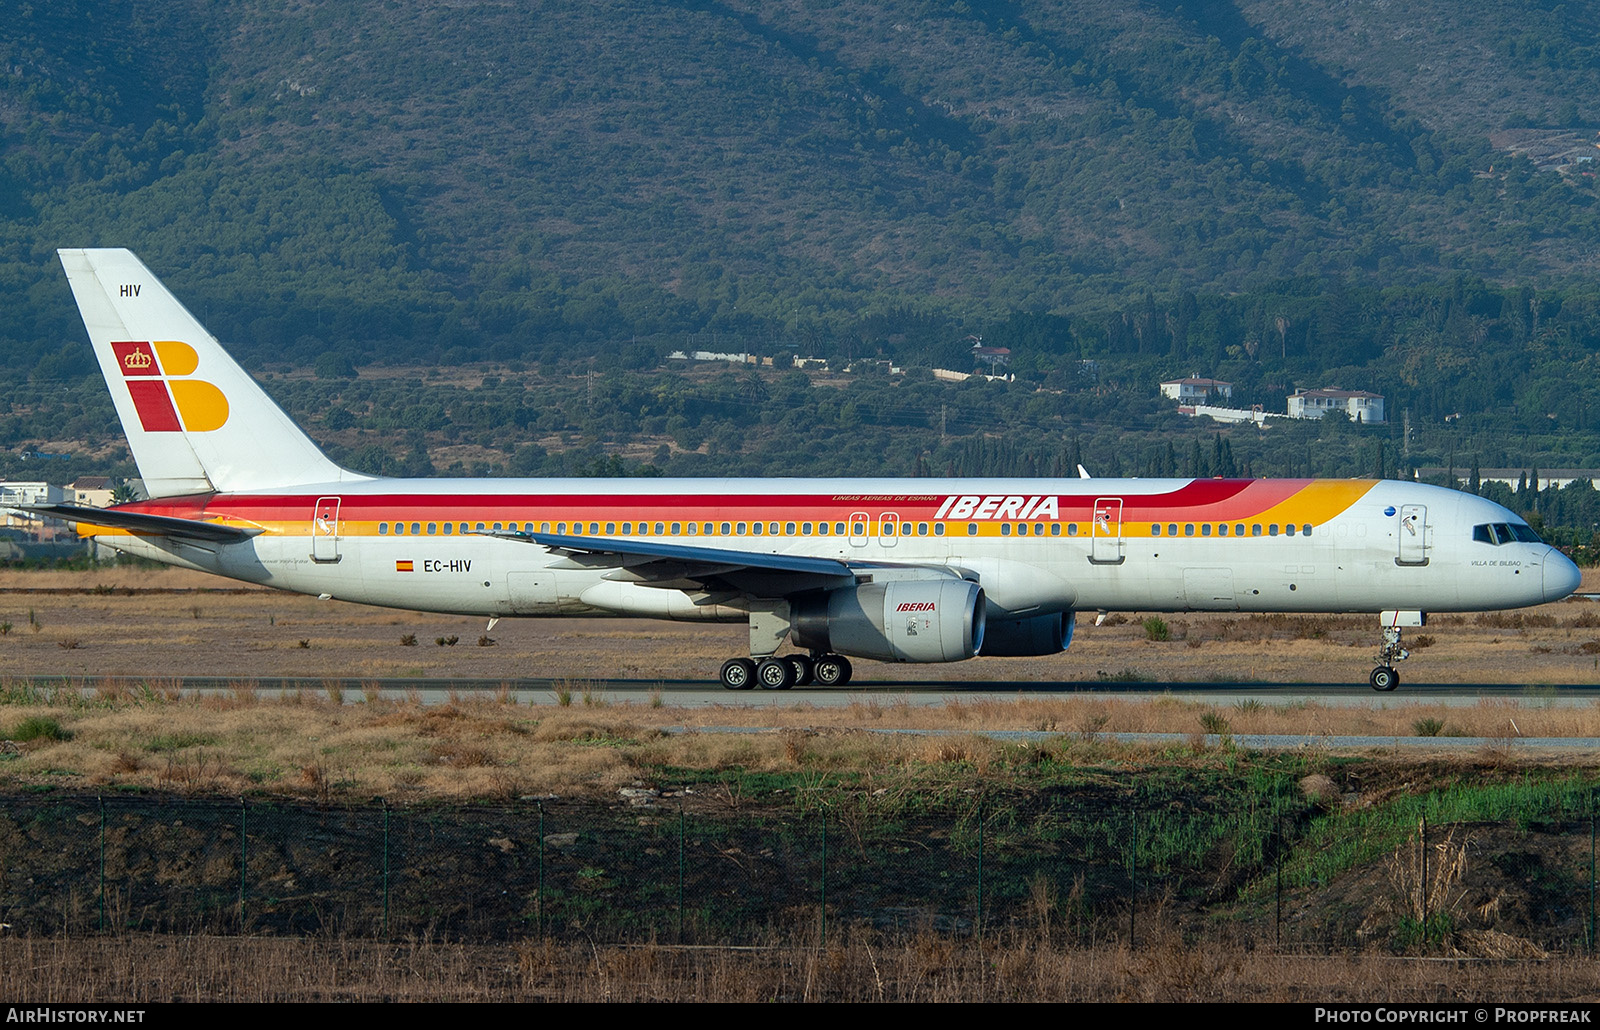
[980,611,1075,656]
[791,580,985,662]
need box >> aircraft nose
[1544,547,1582,602]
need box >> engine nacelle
[981,611,1075,657]
[792,580,986,663]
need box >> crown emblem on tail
[123,348,153,370]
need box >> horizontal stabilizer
[16,503,261,543]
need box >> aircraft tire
[1369,666,1399,692]
[788,655,815,687]
[756,656,795,690]
[812,653,853,687]
[721,658,757,690]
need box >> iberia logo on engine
[896,602,936,612]
[111,341,229,432]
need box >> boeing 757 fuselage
[21,249,1580,691]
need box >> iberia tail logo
[111,341,229,432]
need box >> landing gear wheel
[787,655,815,687]
[812,653,853,687]
[720,658,757,690]
[1370,666,1399,692]
[756,656,795,690]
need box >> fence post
[1420,815,1429,930]
[537,801,545,937]
[1129,807,1137,949]
[976,797,985,942]
[819,809,827,951]
[1589,787,1596,955]
[1275,813,1283,949]
[677,803,685,945]
[97,795,105,933]
[238,797,247,932]
[382,799,390,939]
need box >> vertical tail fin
[58,248,365,497]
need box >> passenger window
[1269,524,1279,537]
[1168,524,1178,537]
[1152,524,1162,536]
[752,522,763,535]
[1285,523,1296,537]
[786,522,797,535]
[1068,524,1078,536]
[556,522,566,534]
[671,522,681,535]
[379,523,389,535]
[936,524,946,536]
[1302,524,1312,537]
[443,523,453,535]
[653,522,664,535]
[1184,524,1195,536]
[804,522,814,535]
[460,523,468,535]
[1050,524,1060,536]
[495,523,504,531]
[1217,524,1228,536]
[622,523,632,534]
[1235,524,1245,537]
[1201,524,1211,537]
[687,523,697,536]
[967,523,978,536]
[427,523,437,535]
[771,523,781,535]
[1251,524,1262,537]
[1001,524,1012,536]
[736,522,746,535]
[410,522,421,535]
[902,523,913,536]
[852,522,864,535]
[541,522,551,533]
[835,523,846,536]
[884,523,896,536]
[720,522,731,535]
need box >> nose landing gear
[1370,625,1410,692]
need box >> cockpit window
[1474,522,1544,546]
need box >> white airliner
[19,249,1582,691]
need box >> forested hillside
[3,0,1600,544]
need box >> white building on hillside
[1160,377,1233,403]
[1287,388,1385,424]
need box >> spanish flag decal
[396,560,414,572]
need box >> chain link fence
[1,786,1595,950]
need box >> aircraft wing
[482,529,958,593]
[13,503,261,543]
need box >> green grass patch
[7,716,70,742]
[146,732,218,752]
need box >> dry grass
[5,690,1600,798]
[2,932,1597,1002]
[0,567,1595,685]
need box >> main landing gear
[1369,626,1410,692]
[720,653,853,690]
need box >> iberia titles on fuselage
[24,249,1581,692]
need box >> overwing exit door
[1090,497,1124,565]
